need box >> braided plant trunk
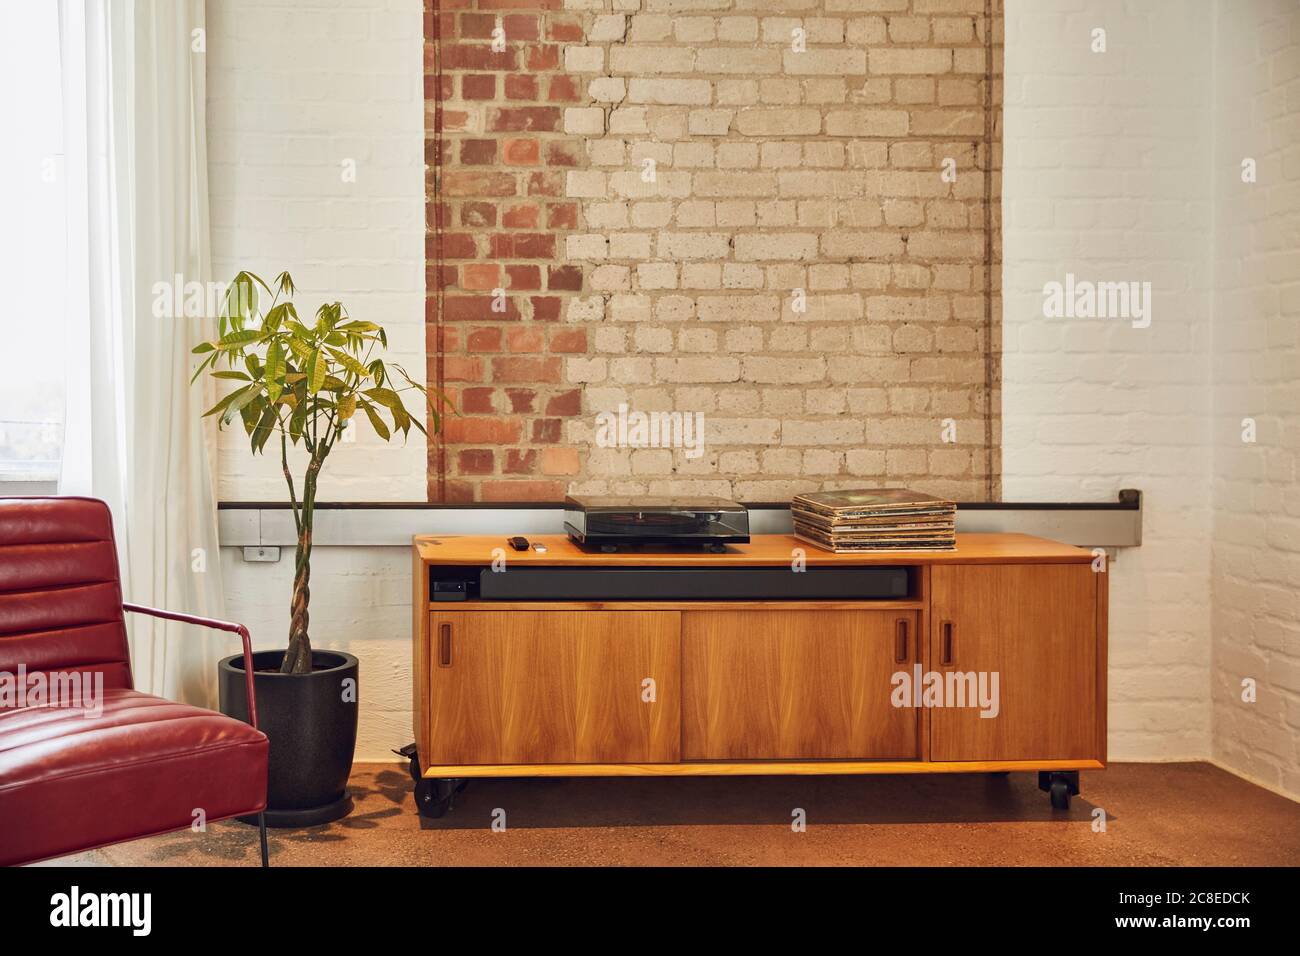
[281,455,321,674]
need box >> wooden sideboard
[408,533,1107,816]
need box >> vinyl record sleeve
[792,488,956,522]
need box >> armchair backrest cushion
[0,497,133,692]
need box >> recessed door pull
[439,622,452,667]
[895,618,909,662]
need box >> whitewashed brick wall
[1210,0,1300,797]
[1003,0,1215,761]
[207,0,427,757]
[207,0,428,502]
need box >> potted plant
[192,270,448,826]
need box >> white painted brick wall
[1003,0,1215,761]
[207,0,427,502]
[207,0,425,759]
[1210,0,1300,798]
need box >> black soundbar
[446,565,911,602]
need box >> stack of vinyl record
[791,488,957,552]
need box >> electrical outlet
[242,546,281,563]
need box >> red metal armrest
[123,603,260,730]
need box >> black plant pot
[218,649,359,828]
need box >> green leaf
[329,348,371,379]
[251,404,278,454]
[337,393,357,421]
[191,341,215,354]
[264,341,285,402]
[265,341,285,379]
[275,271,295,298]
[305,349,327,394]
[363,386,404,412]
[189,351,219,386]
[289,401,307,443]
[244,271,273,294]
[389,364,453,436]
[202,383,253,421]
[240,394,266,435]
[391,402,411,436]
[228,272,259,323]
[315,302,342,332]
[218,329,262,349]
[211,371,251,381]
[361,400,390,441]
[221,385,261,425]
[264,302,297,333]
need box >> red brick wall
[425,0,1003,504]
[425,0,588,502]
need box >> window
[0,2,66,483]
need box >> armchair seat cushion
[0,688,268,865]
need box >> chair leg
[258,812,269,867]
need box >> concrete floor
[42,761,1299,867]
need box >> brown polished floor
[41,761,1299,867]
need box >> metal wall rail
[218,489,1142,557]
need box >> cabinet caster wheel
[415,777,466,819]
[1039,770,1079,810]
[395,743,422,783]
[399,745,469,818]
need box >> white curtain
[59,0,226,708]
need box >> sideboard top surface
[413,532,1093,567]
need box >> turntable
[563,495,750,552]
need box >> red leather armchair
[0,496,269,866]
